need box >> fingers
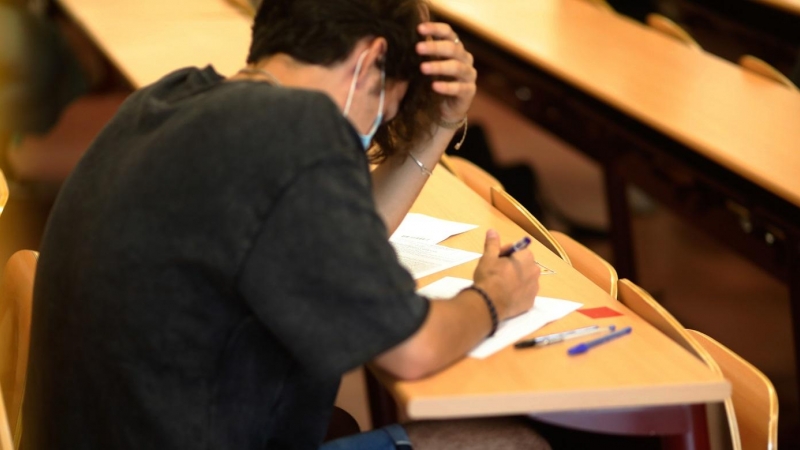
[416,21,475,80]
[417,41,476,87]
[498,243,515,255]
[416,39,473,64]
[421,59,476,80]
[416,21,477,120]
[423,58,476,96]
[482,229,501,261]
[431,80,477,97]
[417,22,459,41]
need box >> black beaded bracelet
[462,285,499,337]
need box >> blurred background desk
[610,0,800,79]
[429,0,800,444]
[749,0,800,15]
[57,0,249,89]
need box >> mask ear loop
[363,65,386,137]
[342,50,369,117]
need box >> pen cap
[568,344,590,355]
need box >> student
[23,0,546,449]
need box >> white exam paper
[391,242,481,280]
[417,277,583,358]
[390,213,479,245]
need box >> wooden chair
[739,55,799,92]
[439,154,504,203]
[646,13,702,51]
[0,170,8,217]
[536,280,744,450]
[688,330,779,450]
[224,0,256,16]
[0,389,12,450]
[580,0,615,12]
[551,231,617,298]
[617,279,741,449]
[618,279,707,360]
[489,186,570,263]
[536,278,740,447]
[0,250,38,448]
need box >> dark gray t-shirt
[24,66,428,450]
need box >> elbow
[392,353,436,381]
[375,341,441,381]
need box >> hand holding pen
[499,236,532,257]
[470,231,540,321]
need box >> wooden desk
[381,167,730,422]
[429,0,800,423]
[653,0,800,76]
[752,0,800,15]
[58,0,250,89]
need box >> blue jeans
[320,424,412,450]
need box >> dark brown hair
[247,0,442,161]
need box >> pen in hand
[499,236,532,257]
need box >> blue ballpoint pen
[567,326,633,355]
[499,236,532,257]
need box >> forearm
[373,288,495,380]
[371,126,457,234]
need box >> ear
[354,37,388,87]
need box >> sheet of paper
[417,277,582,358]
[391,241,481,280]
[390,213,478,245]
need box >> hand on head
[472,229,541,320]
[415,22,477,124]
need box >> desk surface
[380,167,729,419]
[431,0,800,210]
[751,0,800,15]
[58,0,250,89]
[61,0,800,209]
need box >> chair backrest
[617,279,742,449]
[580,0,615,12]
[224,0,256,16]
[0,389,12,450]
[0,170,8,217]
[440,154,504,203]
[617,279,704,358]
[739,55,799,92]
[688,330,779,450]
[0,250,38,447]
[551,231,617,298]
[489,187,570,263]
[646,13,702,50]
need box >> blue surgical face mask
[343,50,386,151]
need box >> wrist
[437,116,468,150]
[461,285,499,337]
[439,116,468,130]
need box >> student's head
[247,0,442,160]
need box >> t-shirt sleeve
[236,159,429,377]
